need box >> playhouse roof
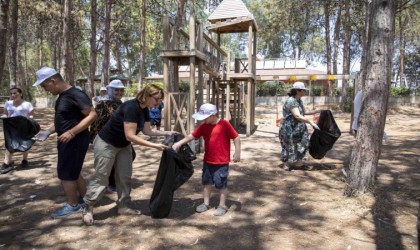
[207,0,258,33]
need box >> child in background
[172,103,240,216]
[149,102,164,130]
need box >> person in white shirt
[352,90,363,134]
[92,86,108,106]
[1,87,34,174]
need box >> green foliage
[125,82,138,97]
[179,81,190,93]
[343,86,354,113]
[310,86,322,96]
[256,81,288,96]
[390,87,411,97]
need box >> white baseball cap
[100,86,107,91]
[192,103,218,120]
[33,66,58,86]
[107,79,125,89]
[292,81,307,90]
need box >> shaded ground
[0,105,419,249]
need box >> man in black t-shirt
[33,66,97,218]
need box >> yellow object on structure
[310,75,317,81]
[328,75,335,80]
[290,75,297,81]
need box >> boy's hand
[233,152,240,162]
[172,142,181,152]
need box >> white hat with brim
[291,81,308,90]
[100,87,107,91]
[192,103,218,120]
[107,79,125,89]
[33,66,58,86]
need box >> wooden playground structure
[161,0,258,137]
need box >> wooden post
[246,23,253,136]
[163,17,171,131]
[226,82,231,121]
[197,22,204,111]
[188,16,196,134]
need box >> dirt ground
[0,105,419,250]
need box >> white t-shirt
[352,90,363,131]
[4,100,34,118]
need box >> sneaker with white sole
[195,203,210,213]
[213,205,228,216]
[1,163,13,174]
[51,203,82,218]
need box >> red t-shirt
[192,119,239,164]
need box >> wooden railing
[163,16,227,78]
[167,92,190,135]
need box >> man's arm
[57,107,97,143]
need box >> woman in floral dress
[279,82,320,170]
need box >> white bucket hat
[33,66,58,86]
[192,103,218,120]
[107,79,125,89]
[291,81,308,90]
[100,86,107,91]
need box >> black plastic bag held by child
[1,116,40,153]
[309,110,341,159]
[149,135,195,218]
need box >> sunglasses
[151,95,162,102]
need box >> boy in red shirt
[172,103,240,216]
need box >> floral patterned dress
[279,97,309,164]
[89,100,122,143]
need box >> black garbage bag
[1,116,40,153]
[309,110,341,159]
[149,135,195,218]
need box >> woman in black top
[83,84,176,225]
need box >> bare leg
[4,151,12,164]
[219,188,228,207]
[203,185,211,205]
[61,180,78,206]
[22,151,29,161]
[76,175,87,197]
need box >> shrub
[390,87,410,97]
[256,81,288,96]
[342,86,354,113]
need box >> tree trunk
[86,0,97,98]
[137,0,146,92]
[323,0,332,96]
[101,0,112,87]
[7,0,17,87]
[60,0,71,82]
[68,15,75,86]
[340,0,351,111]
[344,0,396,196]
[398,12,405,87]
[167,0,186,93]
[359,0,371,90]
[0,0,9,87]
[333,1,341,75]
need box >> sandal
[82,211,94,226]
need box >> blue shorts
[57,131,89,181]
[202,163,229,189]
[150,118,161,127]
